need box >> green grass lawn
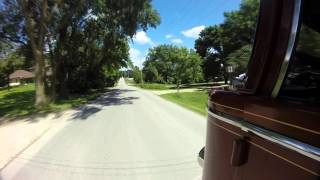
[125,78,223,91]
[135,83,173,90]
[0,84,105,118]
[124,78,174,90]
[160,91,209,116]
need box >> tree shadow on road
[71,88,139,120]
[89,89,138,106]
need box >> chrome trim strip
[207,109,320,162]
[271,0,302,97]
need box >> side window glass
[279,1,320,103]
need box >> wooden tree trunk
[33,49,47,107]
[49,61,57,102]
[56,60,69,98]
[21,0,49,108]
[47,37,57,102]
[223,73,229,84]
[55,28,70,98]
[176,79,181,93]
[6,74,10,91]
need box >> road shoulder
[0,109,76,170]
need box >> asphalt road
[1,78,206,180]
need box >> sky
[129,0,242,67]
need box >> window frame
[271,0,302,97]
[240,0,299,96]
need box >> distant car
[231,73,246,89]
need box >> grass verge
[125,78,224,91]
[160,91,208,116]
[135,83,174,90]
[0,84,105,118]
[124,78,173,90]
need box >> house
[9,70,34,86]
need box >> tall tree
[195,25,228,82]
[0,0,160,106]
[195,0,260,83]
[20,0,50,107]
[143,62,161,83]
[143,44,202,87]
[188,49,204,83]
[50,0,160,96]
[1,0,52,107]
[132,66,143,84]
[221,0,260,52]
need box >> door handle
[230,139,249,166]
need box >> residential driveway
[0,78,206,180]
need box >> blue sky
[129,0,242,67]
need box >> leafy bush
[143,45,203,86]
[132,66,143,83]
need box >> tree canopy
[143,45,202,87]
[0,0,160,107]
[195,0,260,82]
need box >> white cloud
[132,31,154,45]
[129,47,141,61]
[171,38,183,44]
[129,47,146,67]
[181,25,205,39]
[165,34,173,39]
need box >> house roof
[9,70,34,79]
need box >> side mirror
[197,147,205,167]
